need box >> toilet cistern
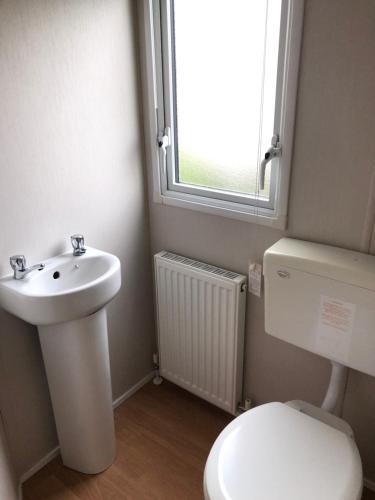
[263,237,375,379]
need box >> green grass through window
[178,150,269,196]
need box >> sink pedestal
[38,308,116,474]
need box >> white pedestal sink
[0,247,121,474]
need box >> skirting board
[112,371,154,409]
[19,371,154,486]
[364,477,375,492]
[19,445,60,484]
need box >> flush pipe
[321,361,349,416]
[321,163,375,417]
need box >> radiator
[154,251,247,415]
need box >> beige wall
[144,0,375,481]
[0,0,154,477]
[0,414,18,500]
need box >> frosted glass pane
[173,0,282,198]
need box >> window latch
[260,134,282,190]
[157,127,171,175]
[157,127,171,149]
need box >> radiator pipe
[152,352,163,385]
[321,361,349,416]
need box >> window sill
[155,189,287,230]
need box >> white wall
[0,0,155,476]
[141,0,375,482]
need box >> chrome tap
[10,255,45,280]
[71,234,86,256]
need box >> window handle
[157,127,171,148]
[260,134,282,190]
[157,127,171,175]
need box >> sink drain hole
[53,271,60,279]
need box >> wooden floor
[24,381,375,500]
[364,489,375,500]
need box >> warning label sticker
[316,295,356,360]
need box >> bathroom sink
[0,247,121,325]
[0,243,121,474]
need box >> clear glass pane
[172,0,282,198]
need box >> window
[142,0,304,228]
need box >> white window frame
[140,0,304,229]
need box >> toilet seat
[204,402,362,500]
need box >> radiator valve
[238,398,252,413]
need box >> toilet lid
[204,402,362,500]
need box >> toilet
[204,400,362,500]
[204,237,375,499]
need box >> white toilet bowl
[204,402,362,500]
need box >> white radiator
[154,251,247,415]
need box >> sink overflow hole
[53,271,60,280]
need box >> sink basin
[0,247,121,325]
[0,246,122,474]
